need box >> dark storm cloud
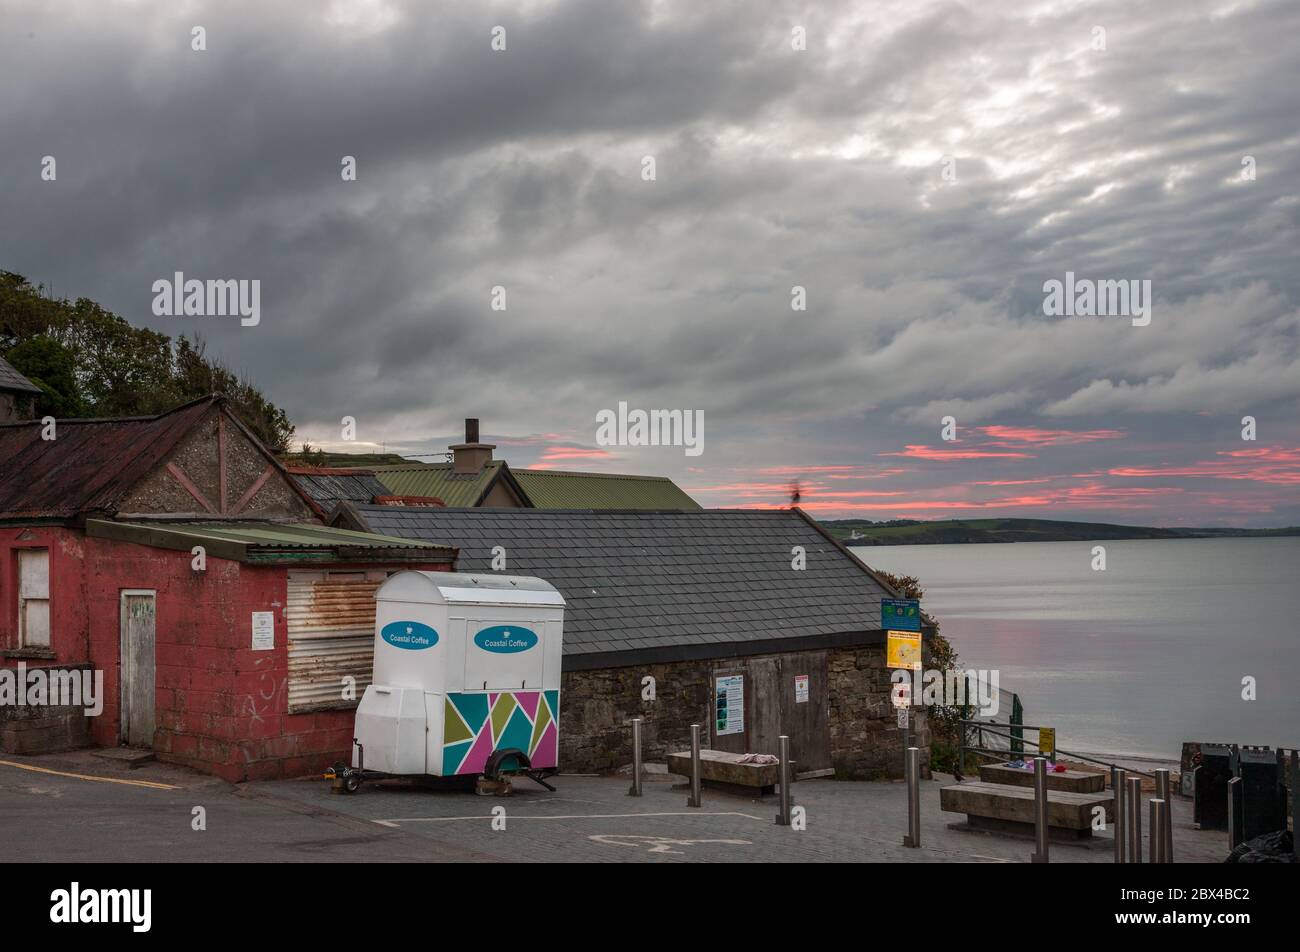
[1,0,1297,524]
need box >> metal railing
[957,720,1158,781]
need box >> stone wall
[559,643,929,779]
[0,663,94,754]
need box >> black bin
[1239,747,1288,841]
[1194,743,1236,831]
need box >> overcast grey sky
[2,0,1297,525]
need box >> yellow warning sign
[1039,727,1055,758]
[887,630,922,671]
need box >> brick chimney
[449,418,496,474]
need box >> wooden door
[120,591,157,747]
[709,652,832,774]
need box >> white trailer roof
[376,570,566,607]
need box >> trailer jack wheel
[325,762,364,794]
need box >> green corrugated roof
[369,460,700,509]
[85,519,454,565]
[370,461,505,506]
[168,522,442,549]
[512,469,700,509]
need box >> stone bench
[979,762,1106,794]
[941,781,1115,840]
[665,749,787,796]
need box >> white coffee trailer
[343,571,565,789]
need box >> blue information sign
[881,598,921,631]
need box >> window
[18,549,50,648]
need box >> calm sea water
[853,537,1300,761]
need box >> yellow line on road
[0,759,179,790]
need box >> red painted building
[0,397,454,780]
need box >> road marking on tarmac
[0,759,179,790]
[374,810,765,828]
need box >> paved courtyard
[1,750,1230,863]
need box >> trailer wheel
[344,773,362,794]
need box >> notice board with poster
[715,674,744,735]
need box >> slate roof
[0,355,42,395]
[288,467,391,508]
[0,397,218,520]
[513,468,700,509]
[345,505,909,668]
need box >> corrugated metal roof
[370,461,507,507]
[369,460,700,510]
[513,468,700,509]
[346,506,905,666]
[0,397,217,520]
[88,519,455,564]
[0,355,42,394]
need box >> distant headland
[821,517,1300,545]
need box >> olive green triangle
[444,698,473,744]
[491,693,517,740]
[529,696,552,753]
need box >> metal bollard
[628,717,643,797]
[1227,776,1243,850]
[1154,801,1164,863]
[1127,776,1143,863]
[1112,767,1127,863]
[775,735,792,826]
[902,746,921,847]
[687,724,702,808]
[1290,750,1298,843]
[1155,768,1173,862]
[1031,756,1049,863]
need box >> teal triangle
[544,690,559,722]
[442,740,472,774]
[498,706,534,756]
[449,693,490,733]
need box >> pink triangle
[489,693,499,707]
[458,723,497,776]
[529,721,558,769]
[515,691,540,720]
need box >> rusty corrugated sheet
[285,572,384,711]
[0,396,216,519]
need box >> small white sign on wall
[251,611,275,651]
[794,674,809,703]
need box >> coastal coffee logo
[596,402,703,457]
[50,883,151,932]
[152,272,261,326]
[474,625,538,653]
[892,668,1000,716]
[1042,271,1151,327]
[380,621,438,651]
[1,663,104,716]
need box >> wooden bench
[978,762,1106,794]
[941,781,1115,840]
[665,749,787,796]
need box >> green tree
[0,271,295,450]
[4,336,85,417]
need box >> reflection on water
[853,537,1300,759]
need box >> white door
[120,591,156,747]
